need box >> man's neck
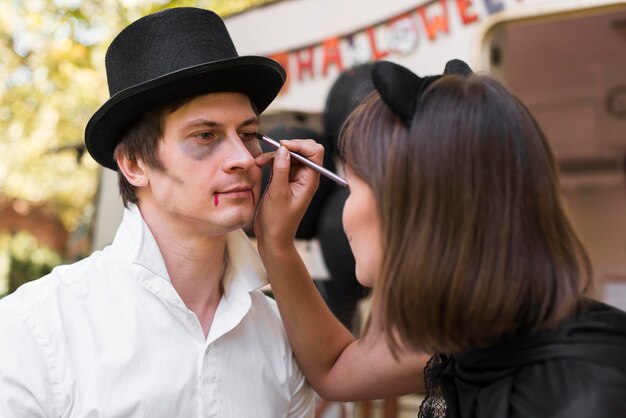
[138,204,228,337]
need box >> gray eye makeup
[180,130,262,160]
[240,131,262,157]
[180,131,220,159]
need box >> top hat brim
[85,55,285,170]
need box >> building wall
[0,200,68,255]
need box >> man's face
[138,92,263,236]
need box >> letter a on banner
[322,37,344,76]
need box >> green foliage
[0,231,62,297]
[0,0,277,231]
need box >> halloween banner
[268,0,518,94]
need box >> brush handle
[258,134,349,188]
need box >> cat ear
[372,61,439,126]
[443,59,473,76]
[371,59,473,126]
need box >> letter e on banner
[457,0,479,25]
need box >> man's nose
[223,134,256,172]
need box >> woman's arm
[260,242,426,401]
[255,142,426,401]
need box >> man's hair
[339,74,592,354]
[113,94,259,207]
[113,98,189,207]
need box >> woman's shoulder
[573,298,626,327]
[511,359,626,418]
[510,301,626,417]
[445,301,626,417]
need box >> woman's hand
[254,139,324,250]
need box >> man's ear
[116,153,149,188]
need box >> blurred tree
[0,231,62,297]
[0,0,279,231]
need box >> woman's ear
[116,153,149,188]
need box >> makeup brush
[256,133,348,188]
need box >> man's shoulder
[249,289,281,317]
[246,289,290,334]
[0,250,112,315]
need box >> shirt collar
[110,204,268,293]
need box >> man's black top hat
[85,7,286,170]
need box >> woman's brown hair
[340,74,592,354]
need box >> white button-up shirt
[0,205,313,417]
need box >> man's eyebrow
[238,117,260,128]
[184,119,221,129]
[183,117,260,129]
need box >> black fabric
[316,64,373,328]
[371,59,472,127]
[85,7,285,170]
[323,63,375,156]
[371,61,426,126]
[420,300,626,418]
[260,125,337,239]
[317,188,368,329]
[443,59,473,77]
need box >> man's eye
[240,132,258,142]
[194,132,216,141]
[241,132,262,156]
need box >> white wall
[225,0,625,113]
[91,168,124,251]
[487,4,626,307]
[225,0,536,112]
[562,185,626,308]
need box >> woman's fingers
[255,139,325,170]
[255,151,275,167]
[268,146,291,201]
[279,139,325,166]
[254,139,325,244]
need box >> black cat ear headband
[371,59,473,126]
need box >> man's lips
[216,187,253,197]
[213,186,254,204]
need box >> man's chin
[240,219,255,236]
[223,213,255,234]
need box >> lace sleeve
[417,353,449,418]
